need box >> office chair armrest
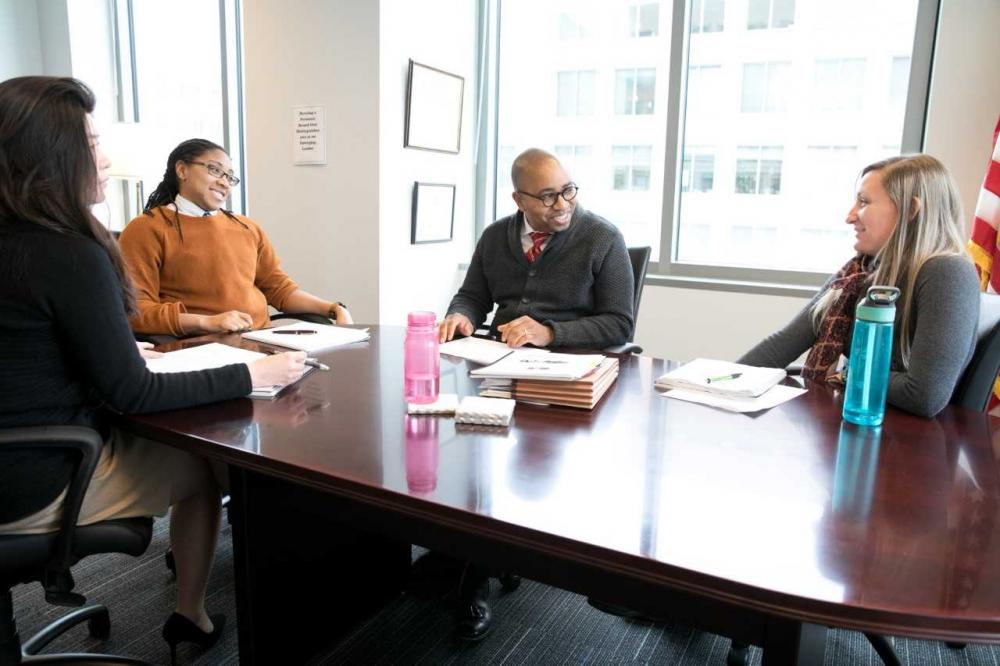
[785,363,804,376]
[270,311,333,325]
[0,426,104,604]
[604,342,643,355]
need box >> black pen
[273,330,317,335]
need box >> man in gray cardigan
[439,148,635,350]
[438,149,635,641]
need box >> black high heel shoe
[162,612,226,665]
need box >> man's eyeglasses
[516,184,579,207]
[186,160,241,186]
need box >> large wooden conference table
[116,326,1000,665]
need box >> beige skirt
[0,428,215,535]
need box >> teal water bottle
[842,286,900,426]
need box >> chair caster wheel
[88,608,111,640]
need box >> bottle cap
[407,311,437,327]
[855,285,900,323]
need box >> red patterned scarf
[802,255,872,382]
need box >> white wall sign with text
[292,106,327,165]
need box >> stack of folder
[479,356,619,410]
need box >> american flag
[966,114,1000,411]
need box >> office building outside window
[613,146,653,191]
[557,70,596,116]
[748,0,796,30]
[690,0,725,33]
[494,0,929,278]
[628,2,660,37]
[615,68,657,115]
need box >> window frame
[484,0,938,296]
[652,0,938,295]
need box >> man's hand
[496,316,554,348]
[439,313,474,342]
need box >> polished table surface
[120,325,1000,649]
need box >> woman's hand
[136,341,163,359]
[247,351,307,388]
[203,310,254,333]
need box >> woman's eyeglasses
[186,160,241,186]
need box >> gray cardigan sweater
[738,254,980,417]
[447,207,635,349]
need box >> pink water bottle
[404,311,439,404]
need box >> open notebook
[145,342,311,399]
[654,358,786,398]
[242,322,370,353]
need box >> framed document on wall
[411,182,456,244]
[404,60,464,154]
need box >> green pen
[706,372,742,383]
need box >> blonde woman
[738,154,979,417]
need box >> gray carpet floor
[11,517,1000,665]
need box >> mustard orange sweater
[119,207,299,336]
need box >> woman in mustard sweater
[119,139,352,337]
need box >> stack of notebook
[478,356,619,410]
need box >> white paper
[659,384,807,413]
[242,322,370,353]
[470,351,602,381]
[144,343,302,399]
[655,358,786,398]
[439,336,522,365]
[292,106,327,165]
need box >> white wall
[635,0,1000,362]
[378,0,479,324]
[243,1,381,324]
[0,0,41,81]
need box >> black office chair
[604,246,651,355]
[0,426,153,664]
[731,293,1000,666]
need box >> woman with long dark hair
[119,138,352,337]
[0,76,306,663]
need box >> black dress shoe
[457,597,492,641]
[162,612,226,665]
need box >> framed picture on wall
[411,182,456,244]
[404,60,464,154]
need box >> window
[740,62,790,113]
[102,0,244,230]
[889,56,911,112]
[812,58,866,112]
[559,12,589,40]
[690,0,724,33]
[628,2,660,37]
[748,0,796,30]
[735,146,782,195]
[613,146,653,191]
[681,147,715,192]
[615,68,656,115]
[557,70,596,116]
[493,0,931,283]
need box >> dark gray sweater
[447,207,634,348]
[738,254,980,417]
